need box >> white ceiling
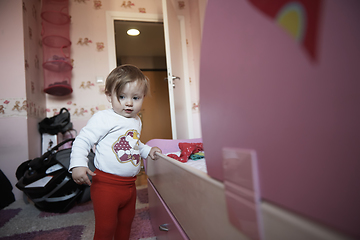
[114,20,166,57]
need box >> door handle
[164,75,180,81]
[159,223,169,232]
[164,75,180,88]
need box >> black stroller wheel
[16,160,32,180]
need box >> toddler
[69,64,161,240]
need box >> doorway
[113,20,172,143]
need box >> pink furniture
[41,0,73,96]
[199,1,360,239]
[146,139,260,240]
[146,1,359,239]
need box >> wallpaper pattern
[1,0,197,123]
[45,0,164,119]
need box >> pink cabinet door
[200,1,360,238]
[148,179,188,240]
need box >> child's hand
[71,167,96,186]
[149,147,162,160]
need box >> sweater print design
[112,129,141,166]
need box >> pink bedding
[146,138,202,154]
[145,138,207,173]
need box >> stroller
[16,138,95,213]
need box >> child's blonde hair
[105,64,150,99]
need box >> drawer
[147,179,189,240]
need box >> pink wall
[23,0,46,164]
[200,0,360,238]
[46,0,203,140]
[0,1,26,98]
[0,0,28,200]
[0,0,205,201]
[45,0,164,119]
[0,0,44,200]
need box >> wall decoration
[51,108,71,116]
[41,0,73,96]
[31,82,35,94]
[27,101,45,118]
[45,104,108,119]
[97,105,107,111]
[79,81,95,89]
[192,102,199,110]
[28,102,35,115]
[12,100,27,111]
[121,1,135,8]
[28,27,32,39]
[96,42,105,51]
[32,4,37,20]
[90,108,96,115]
[25,60,30,70]
[94,0,102,9]
[99,85,105,94]
[52,108,58,116]
[34,55,40,69]
[178,1,185,10]
[73,108,86,116]
[247,0,322,61]
[139,8,146,13]
[4,0,44,119]
[0,98,28,117]
[77,37,93,45]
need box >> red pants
[91,170,137,240]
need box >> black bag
[39,108,73,135]
[16,138,95,213]
[0,170,15,209]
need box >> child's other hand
[149,147,162,160]
[71,167,96,186]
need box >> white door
[162,0,193,140]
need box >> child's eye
[119,96,125,100]
[133,96,139,100]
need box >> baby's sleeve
[68,112,106,171]
[138,141,152,159]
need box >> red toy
[168,142,203,163]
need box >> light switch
[96,76,104,84]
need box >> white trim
[178,15,194,139]
[162,0,177,139]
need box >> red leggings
[90,170,137,240]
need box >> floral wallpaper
[3,0,200,127]
[3,0,48,119]
[45,0,164,120]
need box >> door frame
[161,0,193,139]
[106,11,193,139]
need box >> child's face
[107,81,145,118]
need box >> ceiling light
[127,29,140,36]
